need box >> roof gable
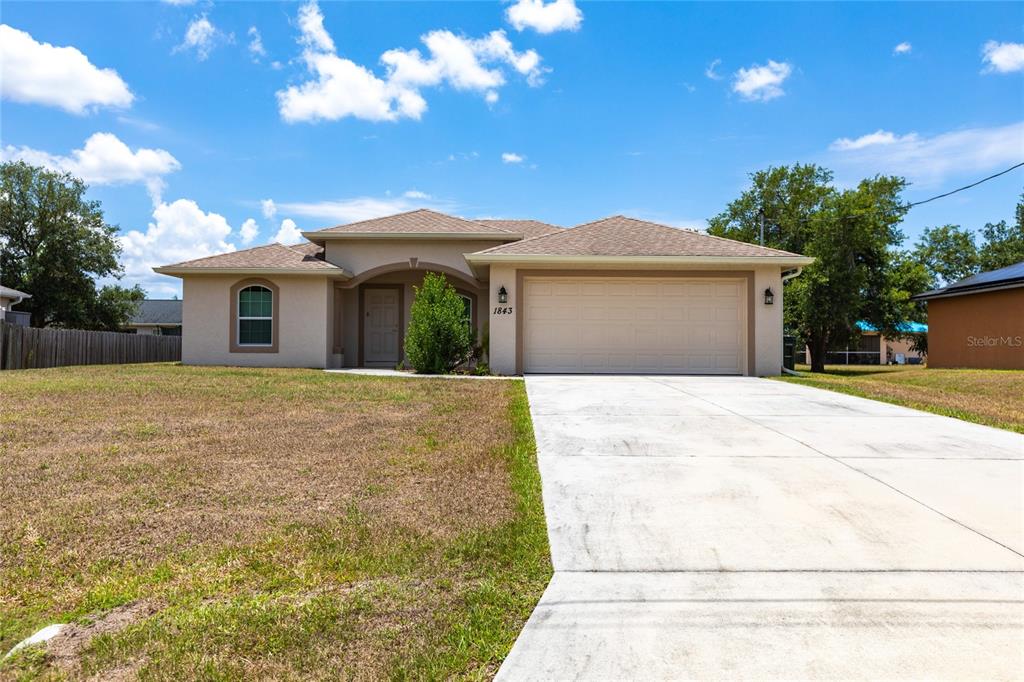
[471,215,805,258]
[156,243,343,273]
[312,208,514,236]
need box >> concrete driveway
[497,375,1024,681]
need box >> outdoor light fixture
[764,287,775,305]
[498,286,508,304]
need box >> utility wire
[906,160,1024,208]
[757,160,1024,228]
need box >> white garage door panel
[524,277,745,375]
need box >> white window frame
[237,285,274,347]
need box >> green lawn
[774,364,1024,433]
[0,364,551,680]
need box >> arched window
[238,285,273,346]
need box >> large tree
[912,224,979,286]
[0,161,144,329]
[709,165,915,372]
[911,193,1024,286]
[977,193,1024,271]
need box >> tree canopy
[0,160,144,330]
[911,193,1024,287]
[708,165,921,372]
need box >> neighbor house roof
[305,208,523,241]
[153,243,350,277]
[912,261,1024,301]
[129,299,183,326]
[467,216,813,264]
[0,285,31,300]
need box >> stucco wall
[486,265,787,376]
[324,239,506,277]
[754,267,783,376]
[926,288,1024,369]
[182,275,333,368]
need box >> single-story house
[126,299,183,336]
[800,321,927,365]
[154,209,812,375]
[911,261,1024,369]
[0,285,31,326]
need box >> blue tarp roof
[856,320,928,334]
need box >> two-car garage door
[523,277,747,374]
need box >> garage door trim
[515,269,755,375]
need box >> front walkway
[497,375,1024,680]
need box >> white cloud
[704,58,723,81]
[175,15,218,61]
[239,218,260,245]
[260,198,277,219]
[732,60,792,102]
[121,199,236,291]
[827,121,1024,187]
[0,24,134,114]
[297,0,335,53]
[247,27,267,61]
[829,129,919,151]
[277,1,546,123]
[506,0,583,34]
[161,0,199,5]
[268,195,453,224]
[893,42,912,55]
[982,40,1024,74]
[502,152,525,164]
[403,190,431,199]
[274,218,303,244]
[1,132,181,204]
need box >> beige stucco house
[154,209,812,376]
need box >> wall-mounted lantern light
[764,287,775,305]
[498,286,508,304]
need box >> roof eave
[911,280,1024,301]
[463,254,815,268]
[153,266,353,279]
[302,231,521,242]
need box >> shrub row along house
[155,209,812,375]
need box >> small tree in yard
[405,272,474,374]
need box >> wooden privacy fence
[0,322,181,370]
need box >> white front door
[364,288,401,365]
[523,277,746,375]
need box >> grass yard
[0,364,551,680]
[774,364,1024,433]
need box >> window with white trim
[238,285,273,345]
[458,294,472,329]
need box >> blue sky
[2,1,1022,296]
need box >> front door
[364,288,401,365]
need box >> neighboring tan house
[126,299,183,336]
[0,285,31,326]
[154,209,812,375]
[800,321,927,365]
[911,261,1024,369]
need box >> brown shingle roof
[474,219,562,239]
[157,243,342,271]
[472,216,805,258]
[313,208,513,235]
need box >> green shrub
[405,273,475,374]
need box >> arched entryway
[332,263,487,368]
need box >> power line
[907,160,1024,208]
